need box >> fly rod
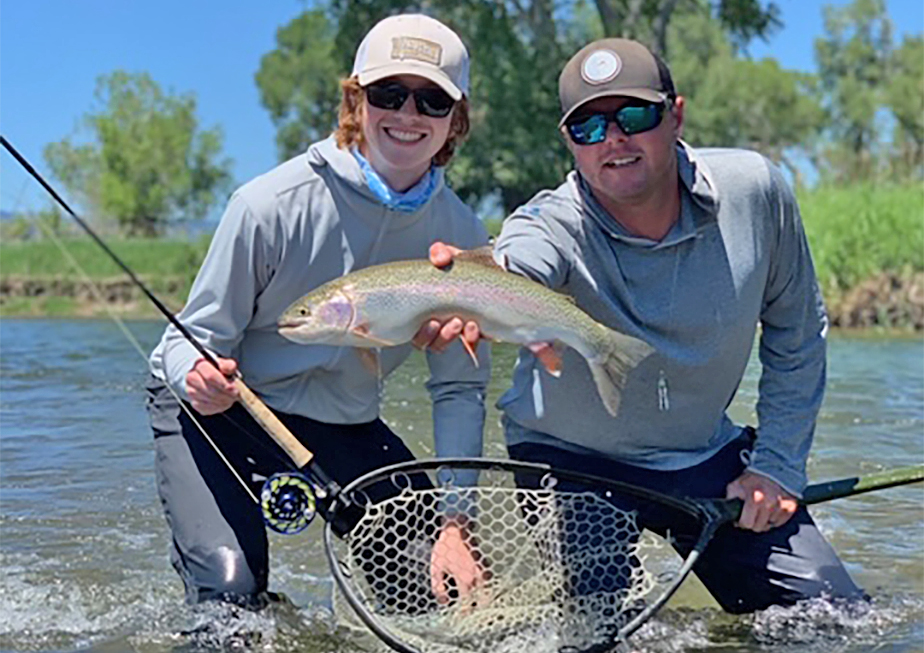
[1,135,332,501]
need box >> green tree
[884,35,924,181]
[256,9,342,161]
[814,0,893,183]
[256,1,807,213]
[44,71,233,237]
[593,0,781,56]
[669,11,825,184]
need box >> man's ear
[671,96,685,140]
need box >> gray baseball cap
[558,38,674,126]
[352,14,470,101]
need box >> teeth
[386,128,425,142]
[606,156,639,167]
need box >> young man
[147,14,489,607]
[422,38,863,613]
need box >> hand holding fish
[419,242,558,363]
[277,246,655,417]
[186,356,239,415]
[411,242,483,354]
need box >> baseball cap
[558,38,675,126]
[352,14,470,101]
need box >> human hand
[430,521,484,605]
[185,356,239,415]
[726,471,798,532]
[411,241,482,355]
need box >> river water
[1,318,922,653]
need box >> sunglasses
[364,80,456,118]
[565,101,668,145]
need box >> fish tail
[587,330,654,417]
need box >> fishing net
[326,460,703,653]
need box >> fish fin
[587,331,654,417]
[356,348,381,376]
[529,342,563,377]
[459,335,480,368]
[453,246,504,270]
[349,324,397,347]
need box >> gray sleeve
[426,339,490,463]
[493,209,570,289]
[426,214,492,486]
[161,193,270,399]
[751,162,827,497]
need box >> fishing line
[1,136,222,369]
[0,135,298,505]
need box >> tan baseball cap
[558,38,674,126]
[352,14,470,101]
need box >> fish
[277,250,654,417]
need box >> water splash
[749,594,923,648]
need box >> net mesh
[328,466,687,653]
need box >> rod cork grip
[233,378,314,469]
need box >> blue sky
[2,0,921,216]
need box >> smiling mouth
[384,127,426,143]
[604,155,641,168]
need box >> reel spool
[260,472,317,534]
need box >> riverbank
[1,269,922,330]
[2,182,921,328]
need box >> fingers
[430,525,483,605]
[726,472,798,533]
[429,241,462,268]
[186,356,239,415]
[412,319,442,350]
[413,317,483,354]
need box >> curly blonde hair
[334,76,470,167]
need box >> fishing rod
[1,135,335,534]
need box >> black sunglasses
[364,80,456,118]
[565,101,668,145]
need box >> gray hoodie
[494,143,826,496]
[150,136,490,460]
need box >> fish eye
[298,307,310,317]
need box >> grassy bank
[2,185,921,327]
[799,184,923,294]
[0,237,209,317]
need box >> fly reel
[260,472,317,534]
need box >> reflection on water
[0,319,922,652]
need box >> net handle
[323,458,924,653]
[725,463,924,521]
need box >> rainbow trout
[277,252,653,417]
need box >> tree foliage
[256,10,342,161]
[254,0,922,212]
[44,71,233,237]
[593,0,781,56]
[884,35,923,181]
[668,10,824,183]
[814,0,893,183]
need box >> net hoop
[322,457,730,653]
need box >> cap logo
[581,50,621,85]
[391,37,442,66]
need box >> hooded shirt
[494,142,827,496]
[149,136,490,460]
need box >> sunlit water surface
[1,319,922,653]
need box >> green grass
[0,236,211,278]
[798,184,924,292]
[1,184,920,318]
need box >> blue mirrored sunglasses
[565,101,668,145]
